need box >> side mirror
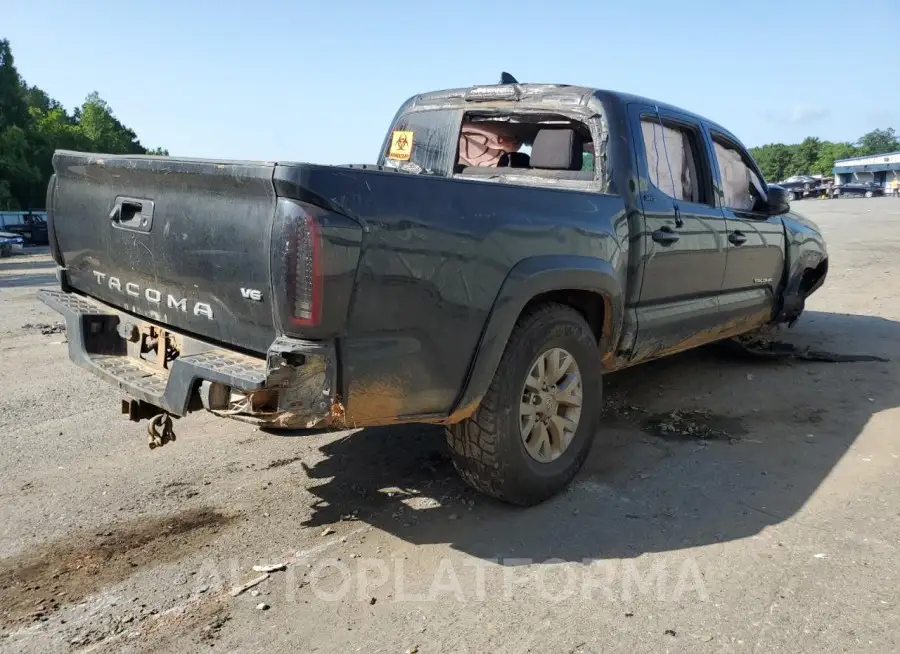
[765,184,791,216]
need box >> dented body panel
[274,163,626,422]
[41,83,828,431]
[776,211,829,322]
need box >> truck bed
[47,149,626,424]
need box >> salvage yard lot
[1,198,899,653]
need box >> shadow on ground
[0,257,54,272]
[0,273,57,289]
[0,256,56,289]
[296,310,899,561]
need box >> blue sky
[4,0,898,163]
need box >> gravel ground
[1,198,899,653]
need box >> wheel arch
[448,255,623,420]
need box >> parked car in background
[0,211,49,245]
[777,175,835,201]
[834,181,883,199]
[0,231,25,257]
[779,175,818,201]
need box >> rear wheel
[445,303,602,506]
[865,190,873,198]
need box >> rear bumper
[38,289,336,426]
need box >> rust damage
[115,319,184,370]
[215,375,480,431]
[628,309,772,367]
[257,395,347,430]
[205,341,338,430]
[343,377,410,427]
[431,396,481,425]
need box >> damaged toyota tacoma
[39,79,827,505]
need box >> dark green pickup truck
[39,79,827,505]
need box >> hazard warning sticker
[388,130,413,161]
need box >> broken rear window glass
[455,113,597,183]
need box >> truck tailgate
[50,151,278,353]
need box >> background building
[833,151,900,188]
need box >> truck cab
[377,83,819,366]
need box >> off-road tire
[445,303,602,506]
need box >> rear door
[628,104,728,360]
[51,152,279,353]
[706,132,786,328]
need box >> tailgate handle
[110,197,154,232]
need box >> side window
[711,137,766,212]
[640,118,705,204]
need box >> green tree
[855,128,900,156]
[0,180,14,209]
[0,39,167,210]
[21,84,62,114]
[0,39,28,130]
[750,134,878,181]
[811,141,857,176]
[786,137,821,177]
[750,143,794,182]
[0,125,40,209]
[76,91,145,154]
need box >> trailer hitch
[147,412,176,449]
[121,398,177,449]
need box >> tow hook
[147,413,176,449]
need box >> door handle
[728,231,747,246]
[110,200,143,223]
[110,197,154,232]
[652,226,680,245]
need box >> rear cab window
[380,104,607,192]
[454,112,597,183]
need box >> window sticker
[389,130,414,161]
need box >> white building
[833,151,900,188]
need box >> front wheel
[865,190,873,198]
[445,303,602,506]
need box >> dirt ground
[1,197,898,653]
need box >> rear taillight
[286,211,322,326]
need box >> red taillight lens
[287,212,322,326]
